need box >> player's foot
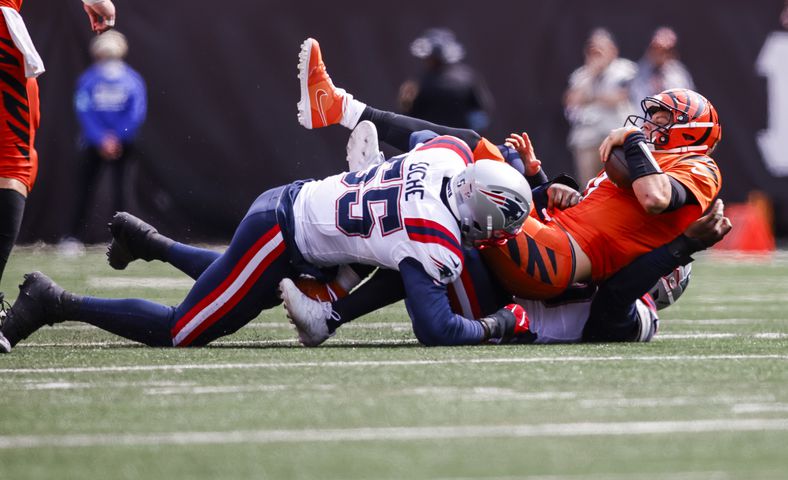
[634,294,659,342]
[0,292,9,353]
[346,120,384,172]
[297,38,345,129]
[0,272,70,352]
[107,212,173,270]
[279,278,336,347]
[297,38,365,129]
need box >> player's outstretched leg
[297,37,365,130]
[279,278,336,347]
[107,212,174,270]
[0,272,74,353]
[346,120,384,172]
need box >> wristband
[623,131,663,181]
[82,0,106,5]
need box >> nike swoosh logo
[690,166,709,177]
[315,88,329,126]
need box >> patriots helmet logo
[500,197,526,226]
[480,189,527,227]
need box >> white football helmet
[447,160,532,248]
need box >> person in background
[65,30,146,246]
[564,28,636,187]
[398,28,494,133]
[0,0,116,307]
[630,27,695,106]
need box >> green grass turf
[1,246,787,480]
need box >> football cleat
[346,120,384,172]
[279,277,336,347]
[633,294,660,342]
[107,212,172,270]
[0,272,70,351]
[297,38,348,129]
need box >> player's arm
[399,258,523,346]
[583,199,732,341]
[599,128,699,214]
[82,0,116,33]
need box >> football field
[0,246,786,479]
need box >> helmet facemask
[625,89,721,154]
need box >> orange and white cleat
[297,38,346,129]
[297,38,366,130]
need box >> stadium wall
[19,0,788,242]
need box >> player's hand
[83,0,116,34]
[547,183,581,210]
[599,126,639,164]
[99,136,122,161]
[504,132,542,176]
[479,303,530,341]
[683,199,732,248]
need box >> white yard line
[20,332,786,348]
[17,338,420,349]
[1,354,786,375]
[86,277,194,289]
[0,418,786,449]
[49,322,413,331]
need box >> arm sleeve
[399,257,486,346]
[582,235,697,342]
[331,268,406,322]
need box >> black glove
[478,304,530,341]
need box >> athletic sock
[0,189,25,285]
[163,242,220,280]
[75,295,175,347]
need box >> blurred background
[19,0,788,246]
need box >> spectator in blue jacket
[67,30,146,244]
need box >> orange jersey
[472,137,505,162]
[480,209,575,300]
[0,11,39,190]
[0,0,22,10]
[553,152,721,281]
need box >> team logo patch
[431,256,455,280]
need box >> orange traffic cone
[713,191,776,253]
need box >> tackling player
[0,132,531,352]
[283,201,729,345]
[297,38,723,300]
[0,0,116,307]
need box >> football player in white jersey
[0,126,531,353]
[283,194,729,345]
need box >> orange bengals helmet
[626,88,722,154]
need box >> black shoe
[0,291,10,353]
[0,272,69,351]
[107,212,171,270]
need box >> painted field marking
[1,354,786,375]
[86,277,194,289]
[0,418,786,449]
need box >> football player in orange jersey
[0,0,115,308]
[488,88,722,298]
[294,37,722,301]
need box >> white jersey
[293,137,469,284]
